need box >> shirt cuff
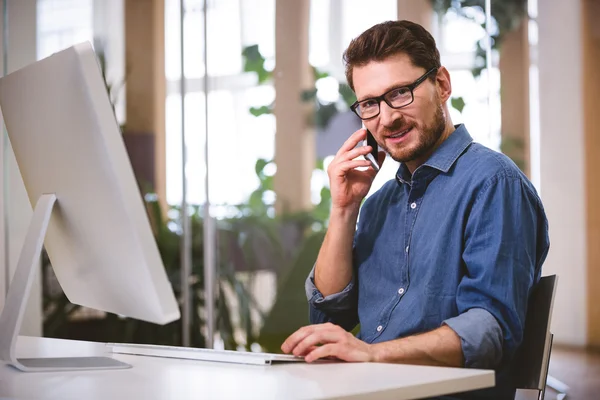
[305,265,357,312]
[443,308,503,369]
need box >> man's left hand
[281,322,374,363]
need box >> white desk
[0,336,495,400]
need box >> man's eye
[360,100,378,109]
[389,87,411,99]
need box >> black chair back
[512,274,558,394]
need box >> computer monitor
[0,42,180,372]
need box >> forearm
[371,326,464,367]
[314,206,360,296]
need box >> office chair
[512,275,562,400]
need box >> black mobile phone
[364,127,380,171]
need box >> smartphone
[363,125,380,171]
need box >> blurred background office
[0,0,598,398]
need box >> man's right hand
[314,128,385,296]
[327,128,385,211]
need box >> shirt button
[398,288,405,295]
[376,325,383,332]
[405,246,409,253]
[410,202,417,209]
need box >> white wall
[537,0,587,346]
[0,0,41,337]
[0,0,5,312]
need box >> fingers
[327,145,374,181]
[335,159,372,174]
[295,345,318,356]
[305,343,338,363]
[330,130,384,176]
[336,145,375,164]
[281,323,371,363]
[335,128,367,157]
[281,326,314,354]
[291,329,346,357]
[281,323,342,355]
[328,145,378,177]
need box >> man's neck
[405,121,456,174]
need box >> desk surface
[0,336,495,400]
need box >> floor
[545,345,600,399]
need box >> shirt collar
[396,124,473,185]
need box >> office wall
[582,0,600,349]
[538,0,587,346]
[0,0,41,337]
[0,0,4,313]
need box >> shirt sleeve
[305,265,359,331]
[443,308,503,368]
[444,173,549,369]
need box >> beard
[381,103,446,164]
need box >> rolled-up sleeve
[306,265,359,331]
[443,308,503,368]
[446,173,549,369]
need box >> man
[280,20,549,399]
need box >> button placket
[404,188,424,307]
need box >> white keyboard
[106,342,306,366]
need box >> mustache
[381,120,416,136]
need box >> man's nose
[378,101,402,127]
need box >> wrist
[330,204,360,221]
[369,342,384,363]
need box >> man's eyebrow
[357,80,412,102]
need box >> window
[165,0,276,209]
[37,0,93,60]
[164,0,501,206]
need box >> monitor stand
[0,193,131,372]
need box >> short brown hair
[343,20,441,91]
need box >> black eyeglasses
[350,67,438,120]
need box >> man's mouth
[387,126,413,139]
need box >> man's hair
[343,20,441,91]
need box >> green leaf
[313,66,329,81]
[313,187,332,222]
[257,69,272,84]
[262,175,274,191]
[242,44,272,84]
[249,105,273,117]
[255,158,269,177]
[315,159,325,170]
[242,44,262,63]
[301,88,318,102]
[339,83,357,108]
[314,102,339,129]
[451,97,466,114]
[257,231,326,353]
[500,135,526,172]
[248,190,267,213]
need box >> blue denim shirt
[306,124,550,399]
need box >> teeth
[390,127,411,138]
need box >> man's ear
[436,66,452,103]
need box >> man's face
[353,53,449,165]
